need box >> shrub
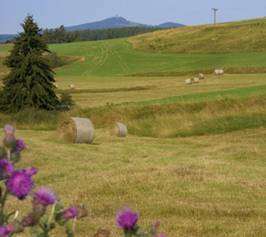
[45,52,65,69]
[59,93,75,111]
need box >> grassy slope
[13,128,266,237]
[51,40,266,77]
[130,17,266,53]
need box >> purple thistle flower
[21,214,37,227]
[6,170,33,200]
[0,224,15,237]
[116,208,139,230]
[33,187,56,207]
[63,206,79,220]
[0,159,14,177]
[23,167,38,177]
[15,139,26,152]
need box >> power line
[212,8,219,25]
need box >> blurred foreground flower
[117,208,139,231]
[0,224,15,237]
[33,187,57,207]
[15,139,26,153]
[0,160,14,178]
[6,170,34,200]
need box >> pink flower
[116,208,139,230]
[15,139,26,152]
[33,187,57,207]
[0,224,15,237]
[23,167,38,177]
[6,170,33,200]
[63,207,79,220]
[0,159,14,177]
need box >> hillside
[1,39,266,78]
[130,17,266,53]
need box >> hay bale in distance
[185,78,192,85]
[199,73,205,80]
[193,77,200,83]
[59,117,94,144]
[69,84,75,89]
[214,69,224,75]
[114,122,128,137]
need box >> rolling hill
[130,17,266,53]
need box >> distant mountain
[66,16,184,31]
[158,22,185,28]
[66,17,145,31]
[0,34,15,43]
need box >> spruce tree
[0,15,59,112]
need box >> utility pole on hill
[212,8,219,25]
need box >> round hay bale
[199,73,205,80]
[59,117,94,144]
[185,78,192,85]
[193,77,200,83]
[114,122,128,137]
[214,69,224,76]
[69,84,75,89]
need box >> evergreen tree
[0,15,59,112]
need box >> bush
[58,93,75,111]
[45,52,65,69]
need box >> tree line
[42,25,160,44]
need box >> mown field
[1,18,266,237]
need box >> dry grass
[79,95,266,138]
[130,17,266,53]
[8,127,266,237]
[54,74,266,108]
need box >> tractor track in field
[104,41,130,74]
[82,41,131,76]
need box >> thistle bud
[21,214,37,227]
[3,125,16,150]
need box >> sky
[0,0,266,34]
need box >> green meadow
[1,18,266,236]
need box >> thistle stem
[0,190,8,224]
